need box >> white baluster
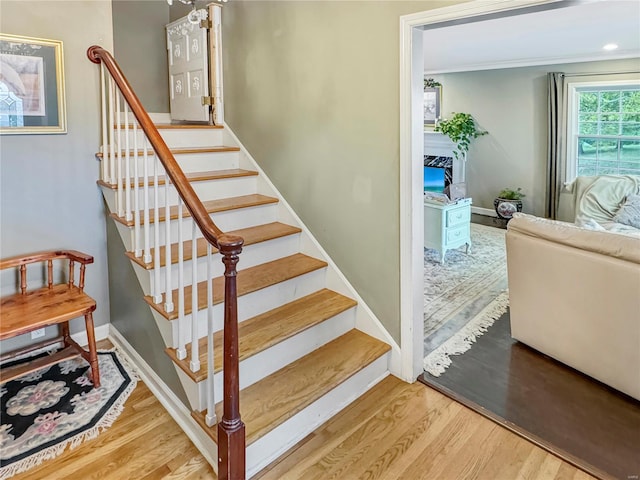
[133,120,141,257]
[116,92,123,218]
[153,156,162,304]
[190,220,200,372]
[100,64,108,183]
[143,137,152,264]
[205,243,216,426]
[108,77,115,186]
[164,174,174,313]
[124,104,132,222]
[176,198,187,360]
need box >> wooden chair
[0,250,100,387]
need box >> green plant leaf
[434,112,487,159]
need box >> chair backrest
[0,250,94,295]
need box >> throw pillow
[613,194,640,229]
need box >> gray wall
[0,0,113,349]
[106,220,188,405]
[0,3,188,405]
[222,1,459,343]
[434,58,640,216]
[112,0,170,113]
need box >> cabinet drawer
[446,206,470,227]
[446,224,468,244]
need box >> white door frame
[398,0,563,382]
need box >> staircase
[89,48,393,478]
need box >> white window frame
[565,79,640,184]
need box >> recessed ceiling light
[603,43,619,51]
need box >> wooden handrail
[87,46,246,479]
[86,46,242,250]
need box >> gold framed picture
[0,33,67,134]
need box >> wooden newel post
[217,234,246,480]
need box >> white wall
[0,0,114,348]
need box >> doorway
[399,0,562,381]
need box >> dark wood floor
[419,311,640,480]
[471,212,508,229]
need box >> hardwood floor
[419,312,640,480]
[471,213,508,229]
[11,341,594,480]
[10,343,216,480]
[255,376,594,480]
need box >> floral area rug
[0,350,137,479]
[424,223,508,376]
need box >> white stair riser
[131,234,301,294]
[246,356,390,478]
[98,151,241,183]
[167,268,328,349]
[108,128,224,150]
[176,151,240,173]
[190,308,357,410]
[158,128,224,148]
[100,176,258,212]
[109,203,280,252]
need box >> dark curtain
[546,72,565,219]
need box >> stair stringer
[222,124,402,376]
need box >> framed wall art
[423,86,441,128]
[0,33,67,134]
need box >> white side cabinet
[424,198,472,263]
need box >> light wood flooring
[10,348,594,480]
[9,342,213,480]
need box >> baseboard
[472,206,497,217]
[70,323,110,347]
[107,325,218,471]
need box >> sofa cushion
[613,194,640,229]
[508,213,640,264]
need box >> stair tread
[96,146,239,158]
[127,222,301,269]
[145,253,328,320]
[166,289,357,382]
[98,169,258,190]
[153,124,224,130]
[118,123,224,130]
[192,329,390,445]
[111,193,278,227]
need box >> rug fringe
[424,291,509,377]
[0,350,139,480]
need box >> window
[566,81,640,182]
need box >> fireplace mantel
[424,131,465,184]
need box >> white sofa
[506,212,640,400]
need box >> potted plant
[494,187,525,220]
[435,112,487,160]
